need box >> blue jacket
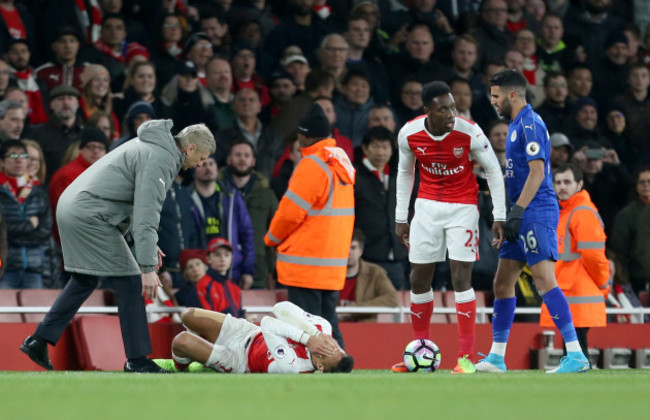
[0,184,52,272]
[187,181,255,281]
[157,182,200,270]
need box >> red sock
[174,360,190,371]
[456,298,476,359]
[411,300,433,339]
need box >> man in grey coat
[20,120,216,373]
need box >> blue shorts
[499,220,558,266]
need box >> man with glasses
[183,32,214,86]
[0,140,52,289]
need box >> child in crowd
[196,237,244,318]
[172,248,208,308]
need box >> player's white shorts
[409,198,479,264]
[210,314,261,373]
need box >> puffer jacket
[0,185,52,272]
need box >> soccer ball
[403,339,441,372]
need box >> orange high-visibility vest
[265,138,355,290]
[540,190,610,328]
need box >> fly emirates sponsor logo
[421,161,465,176]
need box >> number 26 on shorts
[519,230,538,253]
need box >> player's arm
[471,127,507,246]
[470,129,506,221]
[261,316,336,360]
[272,301,330,335]
[515,159,545,209]
[395,128,416,246]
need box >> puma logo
[416,146,427,155]
[524,124,533,130]
[411,311,423,319]
[457,310,472,318]
[550,314,560,320]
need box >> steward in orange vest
[265,103,355,347]
[541,164,610,354]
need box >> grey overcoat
[57,119,184,276]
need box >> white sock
[489,342,507,357]
[171,352,192,365]
[565,340,582,354]
[454,288,476,303]
[410,289,434,304]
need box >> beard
[498,98,512,118]
[229,164,254,177]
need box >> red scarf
[75,0,102,43]
[0,6,26,39]
[362,157,389,191]
[0,172,38,204]
[12,67,49,124]
[522,55,538,86]
[95,39,125,62]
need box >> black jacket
[353,163,407,263]
[31,116,84,182]
[0,185,52,273]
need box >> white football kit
[206,302,332,374]
[396,115,506,263]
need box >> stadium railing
[1,306,649,323]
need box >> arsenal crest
[453,147,464,158]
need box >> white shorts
[409,199,479,264]
[210,315,261,373]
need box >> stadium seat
[71,315,125,371]
[275,289,288,302]
[0,290,24,322]
[18,289,107,323]
[242,290,277,318]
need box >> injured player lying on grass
[154,302,354,373]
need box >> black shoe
[20,335,53,371]
[124,359,171,373]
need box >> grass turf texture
[1,370,648,419]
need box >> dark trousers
[34,273,152,359]
[287,286,344,349]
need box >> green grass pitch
[1,370,649,420]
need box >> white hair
[176,124,216,154]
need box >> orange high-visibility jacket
[540,190,610,328]
[265,139,355,290]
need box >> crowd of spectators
[1,0,650,313]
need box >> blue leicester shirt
[505,104,558,227]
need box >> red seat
[18,289,107,323]
[72,316,125,371]
[275,289,288,302]
[242,290,277,319]
[0,290,23,322]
